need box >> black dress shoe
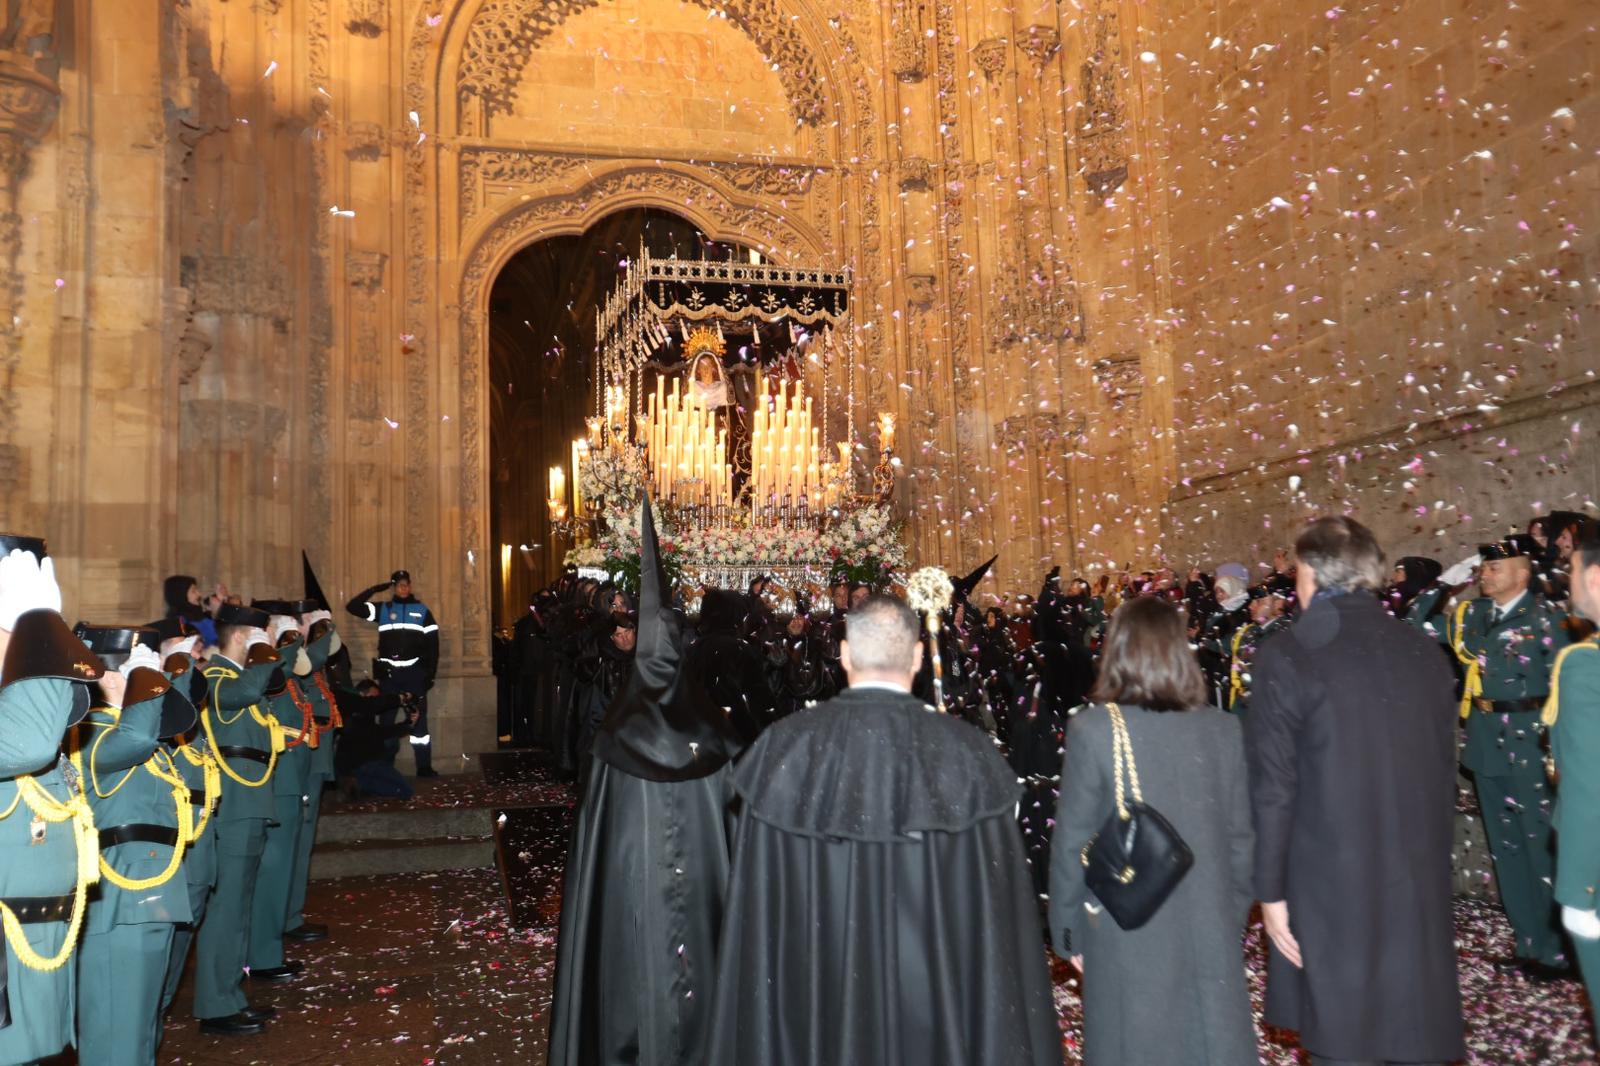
[198,1013,265,1035]
[284,923,328,943]
[249,962,304,982]
[1520,959,1575,983]
[416,767,440,778]
[239,1005,277,1023]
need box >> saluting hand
[1261,900,1302,968]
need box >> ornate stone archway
[450,167,829,644]
[386,0,874,674]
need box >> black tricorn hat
[2,609,104,727]
[285,599,320,616]
[591,495,742,782]
[72,624,160,668]
[216,602,270,629]
[123,666,198,740]
[250,599,296,617]
[0,534,48,558]
[1479,534,1540,562]
[391,570,411,584]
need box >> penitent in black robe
[706,687,1063,1066]
[547,497,744,1066]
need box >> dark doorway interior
[486,208,752,629]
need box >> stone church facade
[2,0,1593,762]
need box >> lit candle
[878,412,895,453]
[548,465,566,507]
[572,440,587,515]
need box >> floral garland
[563,502,907,592]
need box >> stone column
[0,53,58,527]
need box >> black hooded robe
[706,688,1063,1066]
[548,499,744,1066]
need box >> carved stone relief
[898,156,932,192]
[458,0,828,125]
[346,0,386,37]
[1077,3,1129,197]
[1094,354,1143,412]
[344,120,389,161]
[1018,25,1061,68]
[972,38,1007,81]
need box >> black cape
[548,497,745,1066]
[706,687,1063,1066]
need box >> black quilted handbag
[1080,703,1194,930]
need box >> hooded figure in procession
[706,593,1062,1066]
[547,496,745,1066]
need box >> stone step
[309,835,497,880]
[315,805,496,845]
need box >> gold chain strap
[1106,703,1143,821]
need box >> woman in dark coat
[1049,596,1258,1065]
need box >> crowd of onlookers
[515,507,1600,1064]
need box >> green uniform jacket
[1553,638,1600,910]
[202,655,280,822]
[78,695,192,933]
[1415,588,1570,775]
[0,677,83,1064]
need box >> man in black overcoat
[706,594,1061,1066]
[1247,517,1465,1065]
[547,499,744,1066]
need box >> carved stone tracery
[458,0,828,125]
[1077,2,1129,197]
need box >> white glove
[301,609,332,628]
[119,643,163,678]
[328,628,343,655]
[1439,553,1481,587]
[292,647,313,678]
[1564,905,1600,941]
[161,635,200,659]
[245,627,272,650]
[0,550,62,630]
[269,615,300,643]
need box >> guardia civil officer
[0,541,104,1065]
[1414,535,1572,980]
[191,603,283,1034]
[73,626,196,1065]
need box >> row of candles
[548,379,900,530]
[643,375,734,506]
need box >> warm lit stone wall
[1152,0,1599,571]
[8,0,1596,764]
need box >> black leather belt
[1476,697,1545,713]
[217,745,271,764]
[1,893,75,924]
[99,824,180,850]
[188,788,207,806]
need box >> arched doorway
[487,207,756,627]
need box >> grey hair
[1295,516,1387,593]
[844,594,921,673]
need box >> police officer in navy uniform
[346,571,439,777]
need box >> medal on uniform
[29,814,45,845]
